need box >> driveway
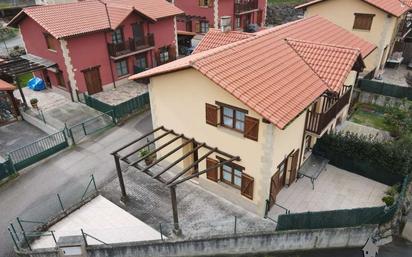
[0,111,152,257]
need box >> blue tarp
[27,77,46,91]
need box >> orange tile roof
[193,29,254,54]
[287,39,363,91]
[296,0,410,17]
[8,0,183,39]
[130,16,373,129]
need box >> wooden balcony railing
[305,89,352,135]
[234,0,258,14]
[108,34,155,57]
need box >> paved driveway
[0,111,152,257]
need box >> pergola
[0,54,56,107]
[111,126,240,234]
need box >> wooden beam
[165,147,216,185]
[168,156,240,187]
[152,143,205,179]
[114,154,127,200]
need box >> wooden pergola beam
[111,126,164,155]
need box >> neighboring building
[8,0,183,99]
[173,0,267,54]
[129,16,375,216]
[296,0,412,78]
[35,0,77,5]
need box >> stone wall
[266,4,303,26]
[353,89,411,110]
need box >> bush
[313,132,409,185]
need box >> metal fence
[0,158,14,181]
[84,92,150,122]
[276,175,410,231]
[68,110,115,144]
[358,79,412,100]
[7,130,69,171]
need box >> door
[132,23,144,41]
[83,67,102,95]
[269,159,287,208]
[42,70,51,88]
[288,149,300,185]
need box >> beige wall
[149,68,308,216]
[303,0,400,74]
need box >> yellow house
[296,0,412,77]
[129,16,375,217]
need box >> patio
[380,65,411,87]
[92,81,147,106]
[267,165,388,221]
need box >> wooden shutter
[206,158,219,182]
[195,21,201,33]
[206,103,219,126]
[241,173,254,200]
[244,116,259,141]
[353,14,374,30]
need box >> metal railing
[107,34,155,57]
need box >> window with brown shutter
[241,173,254,200]
[206,103,219,126]
[195,21,201,33]
[44,33,56,51]
[206,157,219,182]
[353,13,375,30]
[244,116,259,141]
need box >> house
[173,0,267,54]
[35,0,77,5]
[8,0,183,100]
[296,0,412,78]
[129,16,376,216]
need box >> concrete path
[0,111,153,257]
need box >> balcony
[305,89,352,135]
[234,0,258,14]
[108,34,155,58]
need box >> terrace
[108,34,155,59]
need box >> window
[135,54,147,69]
[221,105,246,132]
[220,161,243,188]
[199,0,210,7]
[44,34,56,51]
[112,28,123,44]
[200,21,209,33]
[159,47,169,63]
[353,13,375,30]
[115,59,128,77]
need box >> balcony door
[132,23,144,41]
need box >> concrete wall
[303,0,400,73]
[17,225,377,257]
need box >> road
[0,34,24,56]
[0,112,152,257]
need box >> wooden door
[83,67,102,95]
[288,149,300,185]
[269,160,287,208]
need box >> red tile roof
[193,29,254,54]
[296,0,410,17]
[130,16,373,129]
[287,39,363,91]
[8,0,183,39]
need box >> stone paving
[338,121,392,141]
[101,163,277,239]
[380,65,411,87]
[93,82,148,106]
[267,165,388,221]
[15,87,71,112]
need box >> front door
[83,67,102,95]
[269,159,287,208]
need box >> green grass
[350,104,392,131]
[17,73,34,88]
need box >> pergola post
[170,186,181,235]
[114,154,127,201]
[13,75,27,107]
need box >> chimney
[220,16,231,32]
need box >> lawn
[350,104,392,131]
[17,73,34,88]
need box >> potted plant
[30,98,38,109]
[140,148,155,165]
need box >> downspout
[101,0,116,88]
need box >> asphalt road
[0,112,152,257]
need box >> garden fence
[84,92,150,122]
[276,175,410,231]
[358,79,412,101]
[7,130,69,171]
[0,157,14,181]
